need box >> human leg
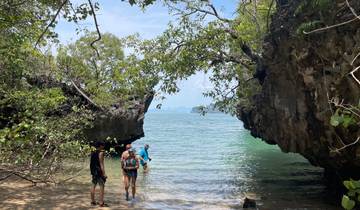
[131,178,136,199]
[97,177,109,206]
[141,161,148,172]
[124,174,130,200]
[130,171,137,199]
[99,183,104,204]
[90,184,96,204]
[90,175,98,204]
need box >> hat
[129,148,136,153]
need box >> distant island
[191,104,222,114]
[148,106,191,113]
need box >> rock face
[85,93,154,147]
[238,0,360,178]
[243,197,257,209]
[26,75,154,148]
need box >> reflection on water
[78,112,338,209]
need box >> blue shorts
[125,169,137,179]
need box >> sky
[55,0,238,109]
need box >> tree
[124,0,275,114]
[57,32,158,107]
[0,0,275,182]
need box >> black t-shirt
[90,150,102,176]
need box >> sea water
[103,112,338,209]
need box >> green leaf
[344,181,356,190]
[352,180,360,188]
[342,195,356,210]
[330,114,342,127]
[342,115,356,128]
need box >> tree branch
[58,167,86,183]
[190,3,231,23]
[70,80,102,110]
[330,98,360,118]
[210,50,253,71]
[88,0,101,58]
[350,66,360,86]
[303,17,358,34]
[34,0,68,48]
[0,168,49,185]
[0,172,13,181]
[302,0,360,35]
[208,4,231,23]
[330,137,360,153]
[222,83,240,99]
[223,28,261,64]
[168,2,231,23]
[346,0,360,21]
[266,0,275,32]
[351,52,360,66]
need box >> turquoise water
[110,112,338,209]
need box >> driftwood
[0,169,51,185]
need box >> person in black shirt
[90,141,108,207]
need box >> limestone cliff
[26,75,153,147]
[238,0,360,178]
[85,93,153,147]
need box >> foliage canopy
[0,0,276,182]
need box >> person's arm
[99,151,106,178]
[135,158,139,169]
[137,154,145,162]
[146,150,151,161]
[120,153,125,169]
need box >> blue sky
[55,0,238,108]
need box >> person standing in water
[121,144,132,160]
[121,144,132,183]
[138,144,152,171]
[122,148,139,200]
[90,141,108,207]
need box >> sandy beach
[0,168,148,210]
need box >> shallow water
[82,112,338,209]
